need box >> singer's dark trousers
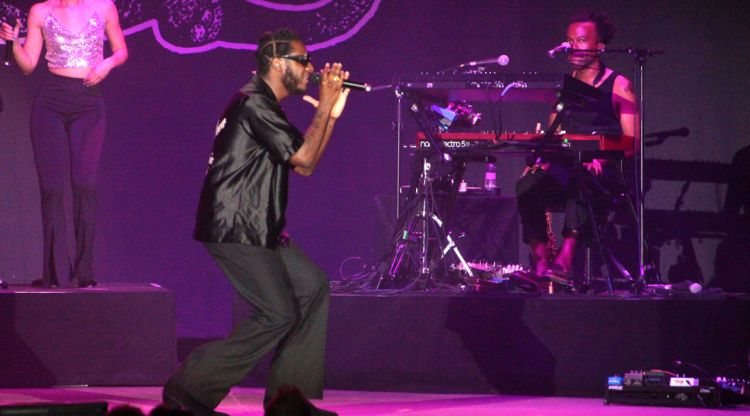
[164,240,330,410]
[31,73,105,286]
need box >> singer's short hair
[569,9,616,45]
[256,28,301,75]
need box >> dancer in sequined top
[1,0,127,288]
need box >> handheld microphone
[3,18,16,66]
[309,73,371,92]
[462,54,510,67]
[547,41,571,58]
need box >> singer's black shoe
[71,278,97,288]
[264,385,338,416]
[265,401,337,416]
[309,405,338,416]
[163,382,229,416]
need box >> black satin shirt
[193,76,304,247]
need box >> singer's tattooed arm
[292,108,334,176]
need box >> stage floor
[0,387,746,416]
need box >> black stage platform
[3,283,748,397]
[234,291,750,397]
[0,284,176,388]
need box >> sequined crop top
[42,13,105,69]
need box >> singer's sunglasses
[280,54,312,66]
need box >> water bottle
[484,163,496,191]
[458,179,468,193]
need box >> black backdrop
[1,0,748,338]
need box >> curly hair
[255,28,301,75]
[569,9,616,45]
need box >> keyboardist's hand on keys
[520,162,550,177]
[583,159,603,176]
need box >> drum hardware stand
[394,87,404,219]
[376,100,473,290]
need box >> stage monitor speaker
[0,402,108,415]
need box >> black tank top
[561,71,622,135]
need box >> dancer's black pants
[31,73,105,285]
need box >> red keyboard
[416,132,635,152]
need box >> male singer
[162,28,349,416]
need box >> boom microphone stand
[606,47,665,289]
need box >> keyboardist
[515,9,638,283]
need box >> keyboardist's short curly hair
[569,9,616,45]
